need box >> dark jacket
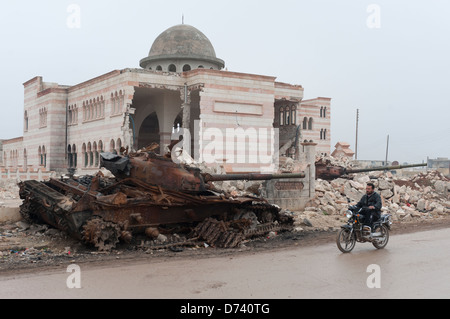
[356,192,382,214]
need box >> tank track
[81,218,122,252]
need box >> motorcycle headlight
[346,211,353,219]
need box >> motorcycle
[336,205,393,253]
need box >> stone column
[301,142,317,199]
[159,132,172,155]
[180,85,192,156]
[180,84,191,129]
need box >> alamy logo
[66,264,81,289]
[366,264,381,289]
[170,122,280,172]
[67,4,81,29]
[367,4,381,29]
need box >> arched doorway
[137,112,160,151]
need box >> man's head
[366,183,375,195]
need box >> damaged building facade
[1,24,331,209]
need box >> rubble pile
[316,155,361,170]
[297,166,449,231]
[0,179,20,201]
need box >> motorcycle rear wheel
[336,228,356,253]
[372,224,389,249]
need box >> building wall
[1,68,331,181]
[299,97,331,156]
[65,70,135,173]
[189,69,298,173]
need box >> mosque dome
[140,24,225,72]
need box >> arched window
[116,138,122,154]
[183,64,191,72]
[279,107,284,126]
[320,107,323,118]
[38,146,42,166]
[87,142,93,167]
[72,144,77,168]
[97,97,101,118]
[100,97,104,118]
[308,118,313,130]
[23,149,27,168]
[290,106,296,125]
[198,65,204,69]
[68,145,73,168]
[320,129,323,140]
[156,65,162,71]
[42,146,46,168]
[303,117,308,130]
[83,102,86,121]
[86,101,91,120]
[69,106,73,124]
[82,143,87,168]
[168,64,177,72]
[285,106,290,125]
[110,139,116,154]
[93,142,98,167]
[24,111,28,131]
[323,129,327,140]
[323,107,327,118]
[89,99,93,120]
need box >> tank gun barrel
[203,173,306,183]
[316,162,427,181]
[345,163,427,174]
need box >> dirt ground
[2,213,450,276]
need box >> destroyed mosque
[1,23,331,181]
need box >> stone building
[428,157,450,176]
[1,23,331,184]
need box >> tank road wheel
[19,196,45,224]
[82,218,121,251]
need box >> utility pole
[355,109,359,160]
[385,134,390,166]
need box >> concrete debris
[0,180,20,201]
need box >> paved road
[1,228,449,299]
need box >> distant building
[331,142,354,159]
[428,157,450,176]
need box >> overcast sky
[0,0,449,163]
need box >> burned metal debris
[19,149,305,251]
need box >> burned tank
[316,159,427,181]
[19,150,305,251]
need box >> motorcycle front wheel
[336,228,356,253]
[372,224,389,249]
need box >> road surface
[1,228,449,299]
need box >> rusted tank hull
[19,150,304,251]
[19,174,289,251]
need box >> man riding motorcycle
[356,183,382,235]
